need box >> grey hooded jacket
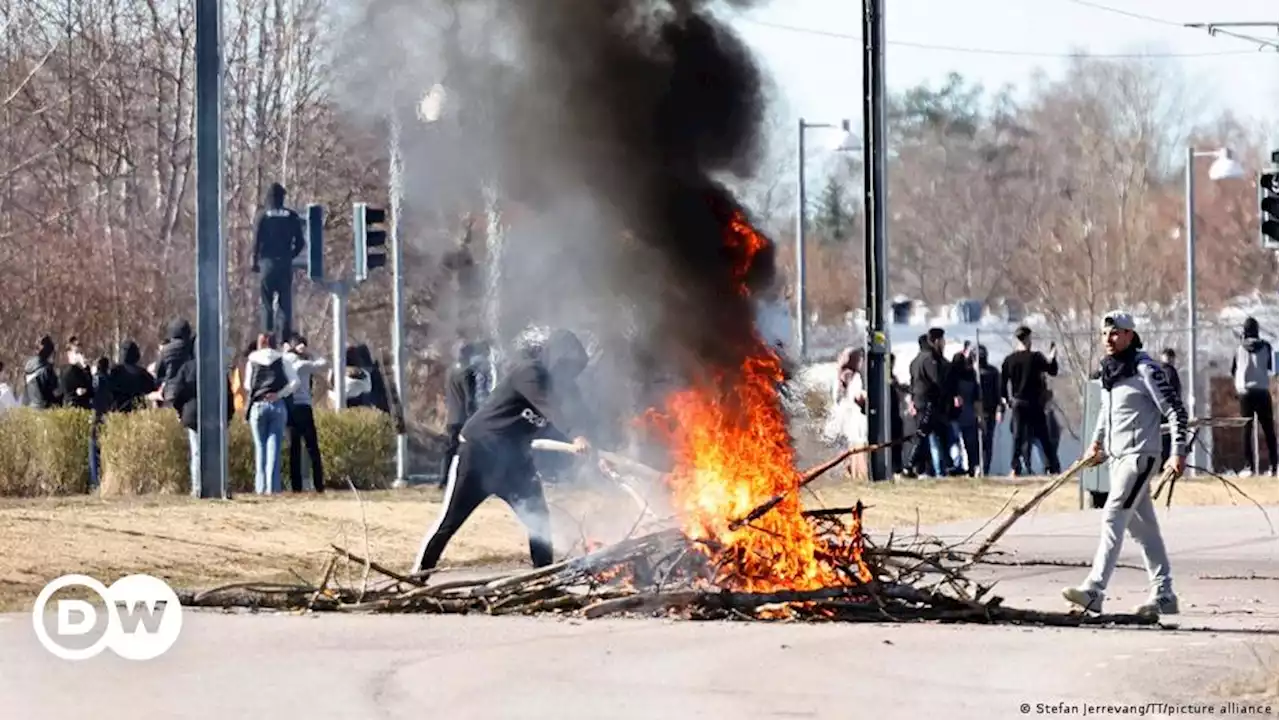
[1091,352,1189,459]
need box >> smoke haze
[338,0,778,453]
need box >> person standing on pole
[251,182,306,343]
[1064,311,1185,617]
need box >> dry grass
[0,474,1274,612]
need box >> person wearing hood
[244,333,300,495]
[59,336,94,410]
[23,335,61,409]
[165,336,236,496]
[413,329,593,577]
[155,318,195,406]
[439,340,485,487]
[975,345,1004,475]
[108,340,157,413]
[1065,311,1185,617]
[1231,316,1277,476]
[251,182,306,343]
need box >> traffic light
[354,202,388,282]
[306,203,324,282]
[1261,170,1278,250]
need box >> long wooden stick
[969,458,1089,564]
[728,438,906,531]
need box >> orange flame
[649,209,854,592]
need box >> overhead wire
[736,17,1268,58]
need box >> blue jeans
[250,400,287,494]
[88,427,101,491]
[187,429,200,497]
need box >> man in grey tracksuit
[1064,311,1187,617]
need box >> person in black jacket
[906,328,951,477]
[23,335,61,409]
[59,337,94,410]
[975,345,1004,475]
[251,182,305,343]
[155,319,195,404]
[167,346,236,497]
[439,340,485,487]
[1000,326,1061,475]
[108,340,157,413]
[412,329,593,576]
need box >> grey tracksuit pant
[1084,453,1173,596]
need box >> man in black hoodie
[59,336,94,410]
[251,182,306,343]
[975,345,1004,475]
[23,335,61,409]
[108,340,157,413]
[165,331,235,496]
[1001,326,1061,475]
[1231,317,1277,475]
[413,329,593,576]
[155,319,195,405]
[906,328,951,477]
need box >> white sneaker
[1133,593,1179,616]
[1062,586,1104,613]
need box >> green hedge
[0,408,92,495]
[0,407,395,497]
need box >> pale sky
[729,0,1279,143]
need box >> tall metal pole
[862,0,891,481]
[795,119,807,361]
[332,285,347,409]
[1185,145,1199,474]
[195,0,228,499]
[389,113,409,487]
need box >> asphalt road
[2,505,1276,720]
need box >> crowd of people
[828,316,1277,478]
[0,325,395,495]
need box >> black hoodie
[59,361,93,410]
[251,182,305,270]
[108,340,157,412]
[908,338,948,408]
[23,347,60,409]
[156,319,194,403]
[461,329,591,448]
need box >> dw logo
[32,574,183,661]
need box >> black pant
[1010,400,1060,475]
[259,263,294,342]
[979,417,996,475]
[288,403,324,492]
[439,423,463,486]
[1240,389,1278,474]
[413,438,553,573]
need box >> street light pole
[862,0,890,482]
[795,118,807,361]
[1184,146,1245,473]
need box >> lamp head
[1207,148,1245,181]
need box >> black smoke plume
[340,0,777,441]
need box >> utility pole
[795,118,807,360]
[388,112,409,488]
[861,0,891,482]
[331,281,349,410]
[194,0,228,499]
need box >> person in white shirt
[283,334,328,493]
[0,361,19,412]
[244,333,299,495]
